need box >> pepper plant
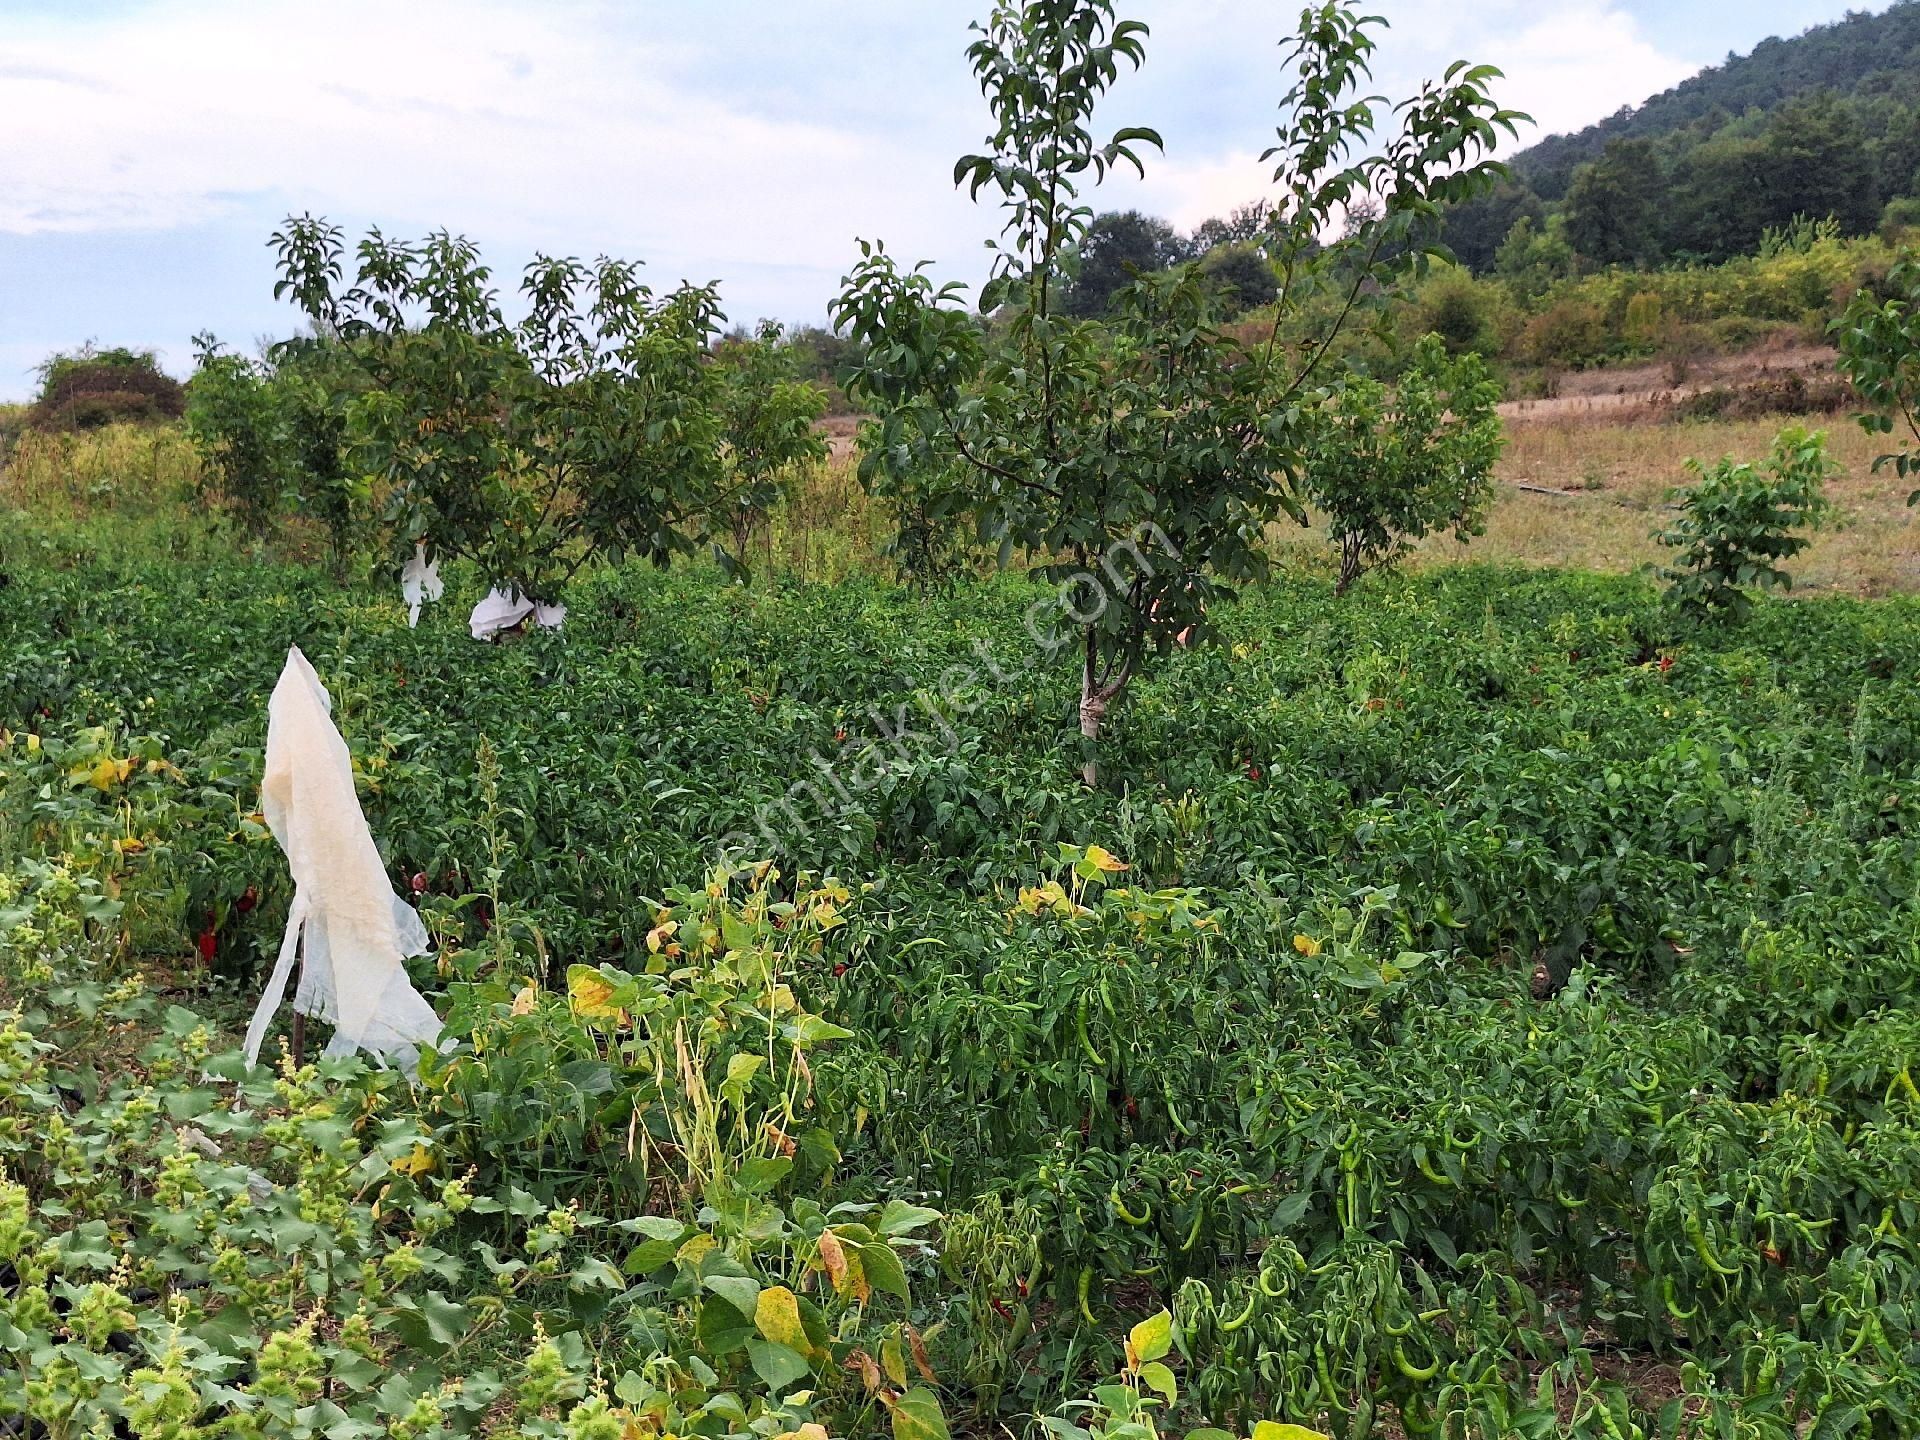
[833,0,1523,782]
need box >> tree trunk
[1080,628,1105,788]
[1337,538,1360,596]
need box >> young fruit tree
[1656,425,1836,623]
[832,0,1522,783]
[1304,333,1504,594]
[712,320,830,575]
[267,218,818,622]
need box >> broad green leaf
[1139,1361,1178,1403]
[877,1198,940,1236]
[889,1386,951,1440]
[747,1338,812,1392]
[858,1241,909,1301]
[703,1273,760,1318]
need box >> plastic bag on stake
[469,586,565,641]
[400,544,443,628]
[242,647,442,1072]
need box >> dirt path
[1499,343,1838,423]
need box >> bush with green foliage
[185,337,369,562]
[711,321,830,574]
[1657,425,1837,620]
[1835,250,1920,502]
[1303,334,1504,593]
[184,338,296,538]
[266,219,804,609]
[1194,244,1278,318]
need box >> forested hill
[1443,0,1920,271]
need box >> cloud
[0,0,978,283]
[0,0,1704,355]
[1464,3,1700,144]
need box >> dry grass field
[7,397,1914,598]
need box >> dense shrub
[1303,334,1505,593]
[1519,296,1609,367]
[27,345,184,431]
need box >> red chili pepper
[832,962,849,978]
[834,728,847,742]
[235,886,258,914]
[410,872,429,894]
[1659,655,1674,674]
[196,929,217,963]
[1246,764,1263,782]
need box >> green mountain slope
[1445,1,1920,270]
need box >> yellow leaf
[646,919,678,953]
[391,1143,435,1177]
[816,1228,852,1295]
[755,1284,812,1354]
[567,967,621,1019]
[1253,1424,1331,1440]
[1292,934,1321,958]
[675,1233,716,1267]
[1083,844,1129,872]
[510,984,538,1016]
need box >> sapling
[834,0,1522,782]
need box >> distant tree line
[1442,2,1920,272]
[1058,202,1281,318]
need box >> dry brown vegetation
[8,397,1915,598]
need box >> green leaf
[877,1198,940,1236]
[419,1291,469,1348]
[858,1241,910,1301]
[703,1273,760,1318]
[622,1239,678,1275]
[747,1338,812,1392]
[1139,1361,1178,1403]
[889,1386,951,1440]
[694,1294,754,1356]
[735,1156,793,1196]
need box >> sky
[0,0,1896,400]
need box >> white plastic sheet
[400,544,443,628]
[242,647,443,1072]
[468,586,566,641]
